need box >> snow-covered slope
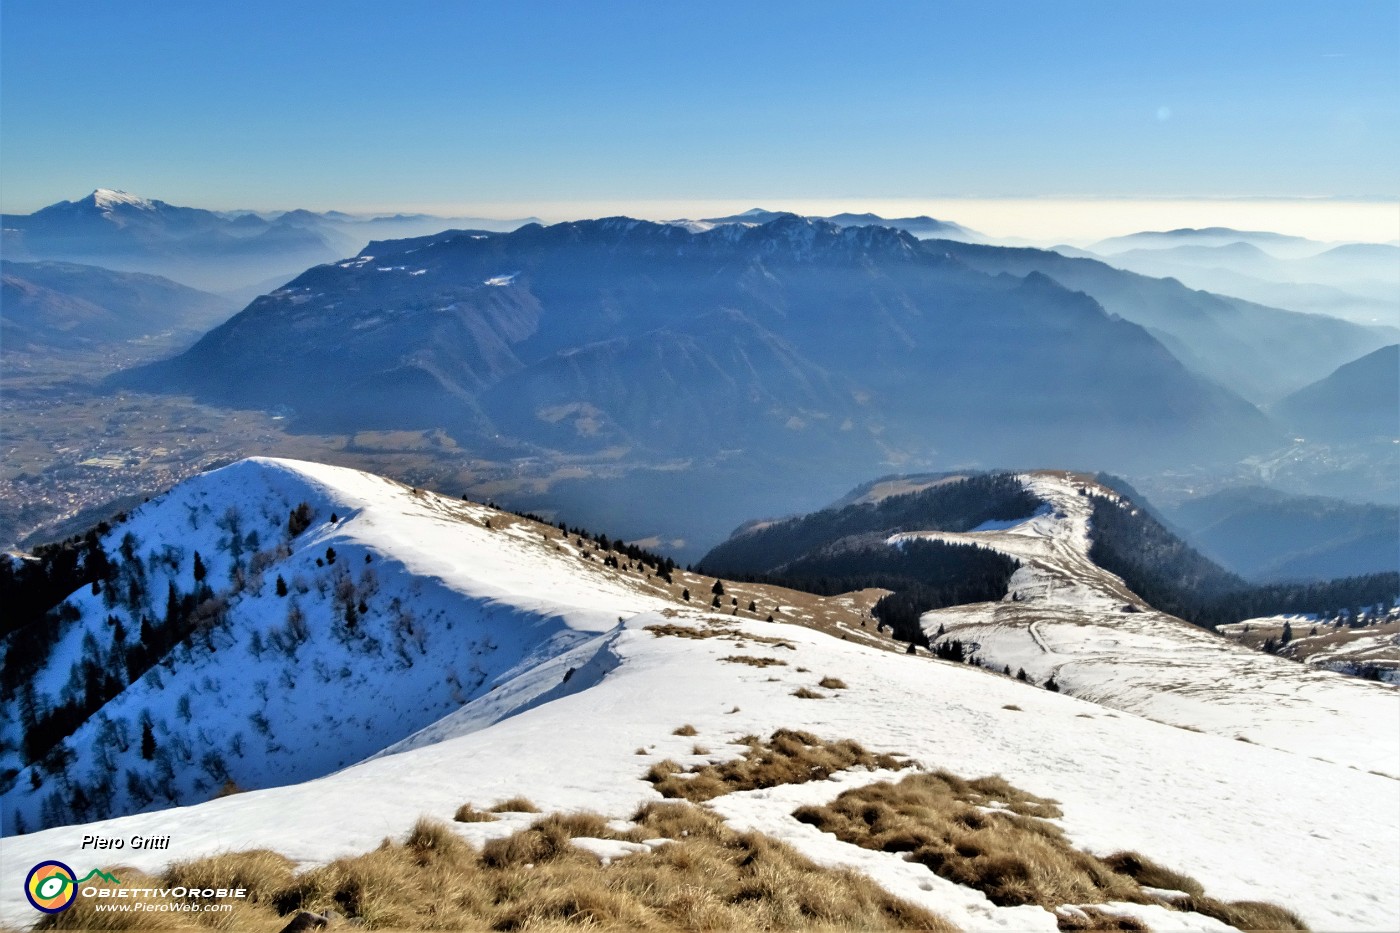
[2,460,1397,931]
[1,458,674,833]
[905,472,1400,777]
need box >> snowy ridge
[1,461,1397,930]
[897,471,1400,776]
[1,458,672,834]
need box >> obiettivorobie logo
[24,861,121,913]
[23,858,249,916]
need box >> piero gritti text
[80,834,172,851]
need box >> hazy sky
[2,1,1397,239]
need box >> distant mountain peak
[87,188,157,211]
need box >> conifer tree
[140,720,156,760]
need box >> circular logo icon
[25,861,77,913]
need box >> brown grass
[673,724,699,736]
[793,773,1306,929]
[489,795,541,813]
[644,623,728,640]
[792,687,825,699]
[647,729,912,802]
[453,802,498,823]
[1002,704,1022,711]
[721,655,787,667]
[42,807,956,932]
[818,676,848,690]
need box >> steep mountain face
[931,239,1396,403]
[0,260,233,351]
[1271,344,1400,442]
[1167,486,1400,582]
[120,215,1280,480]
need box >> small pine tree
[1044,675,1060,693]
[329,512,339,524]
[747,600,757,612]
[905,642,917,655]
[711,580,725,596]
[275,575,288,597]
[288,503,313,537]
[325,547,336,565]
[357,599,369,615]
[192,551,206,583]
[682,588,690,601]
[140,720,156,760]
[1281,620,1293,644]
[711,594,722,608]
[1016,668,1028,682]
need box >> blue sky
[1,0,1396,222]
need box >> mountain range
[112,214,1302,550]
[1065,228,1400,327]
[1,189,539,293]
[929,239,1396,404]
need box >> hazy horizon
[3,1,1397,244]
[5,189,1397,246]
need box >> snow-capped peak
[89,188,156,211]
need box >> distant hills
[1271,344,1400,443]
[1077,227,1399,327]
[1165,485,1399,582]
[1,188,538,293]
[0,259,233,352]
[929,239,1396,403]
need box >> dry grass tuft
[1102,851,1203,898]
[1002,704,1023,711]
[692,744,711,755]
[795,772,1305,928]
[792,686,826,699]
[490,795,541,813]
[647,729,911,802]
[673,724,699,736]
[721,655,788,667]
[48,806,955,932]
[818,676,848,690]
[453,802,499,823]
[645,623,729,640]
